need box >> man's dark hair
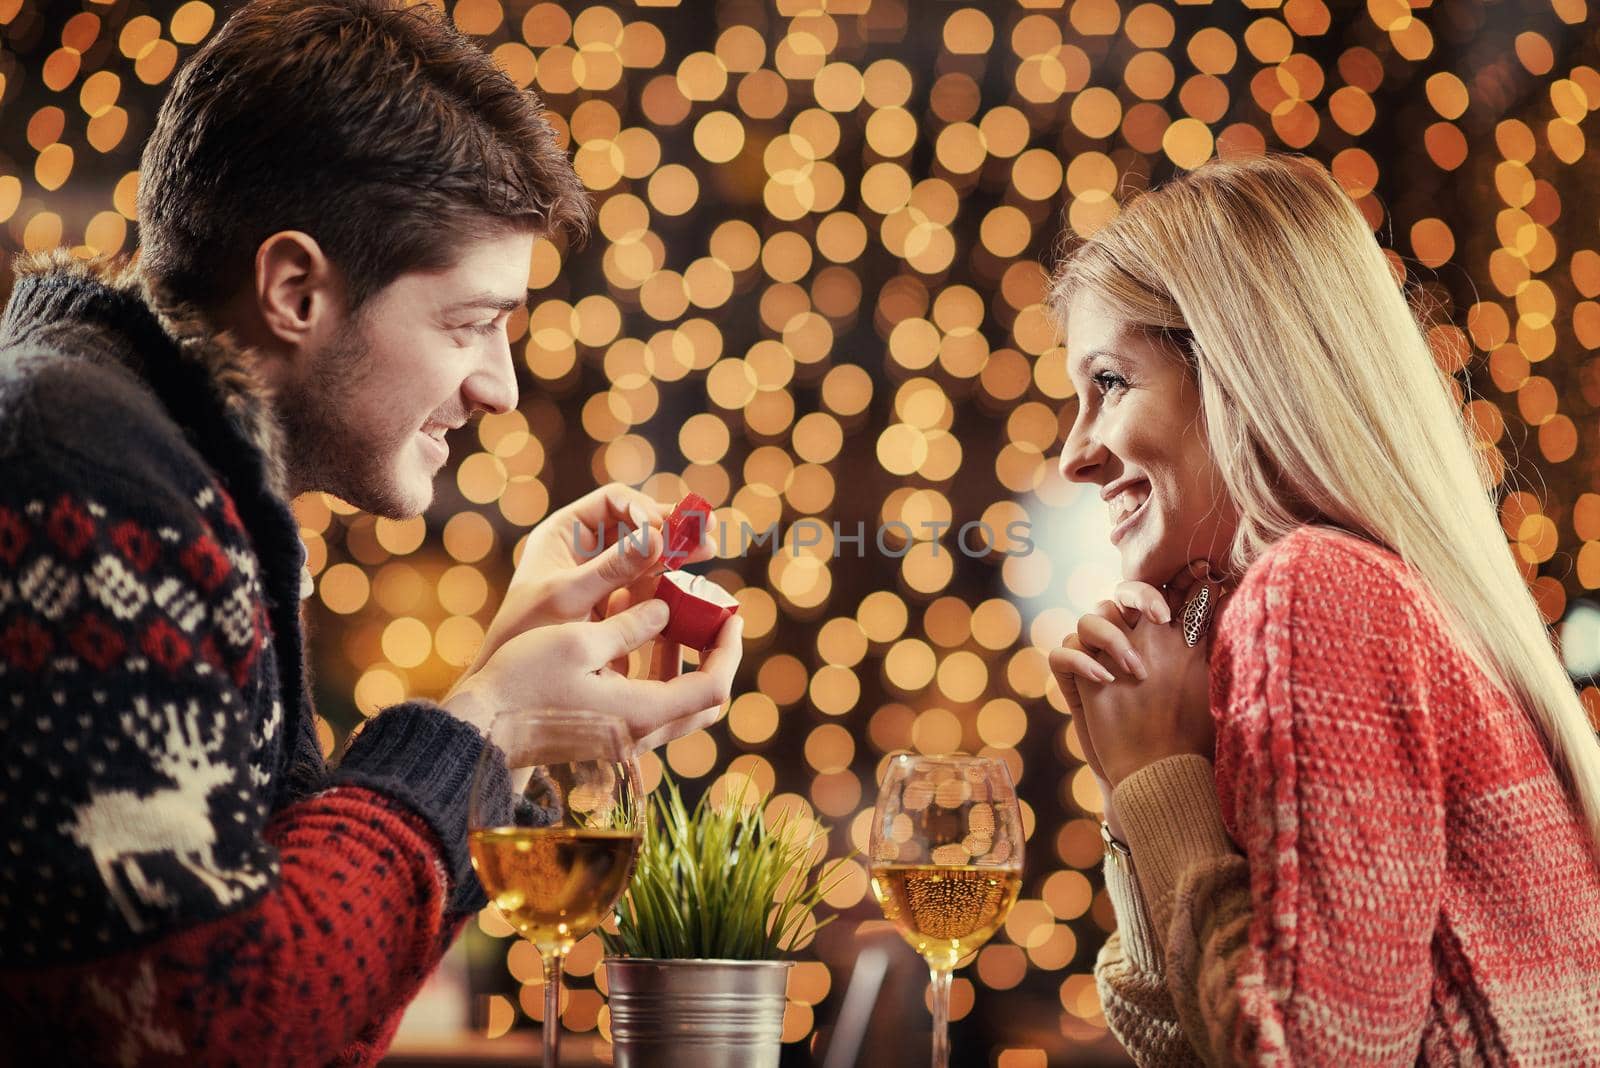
[136,0,589,311]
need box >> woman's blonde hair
[1050,153,1600,847]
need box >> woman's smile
[1105,478,1151,545]
[1058,293,1240,585]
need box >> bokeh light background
[4,0,1600,1063]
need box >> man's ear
[254,231,341,349]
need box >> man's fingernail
[645,600,669,626]
[629,501,650,528]
[620,529,651,560]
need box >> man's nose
[465,331,518,416]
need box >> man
[0,1,742,1062]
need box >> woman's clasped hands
[1048,562,1225,833]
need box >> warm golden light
[3,0,1596,1056]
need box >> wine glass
[868,753,1024,1068]
[469,711,644,1068]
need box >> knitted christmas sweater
[0,252,502,1065]
[1095,525,1600,1066]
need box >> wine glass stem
[928,964,953,1068]
[541,951,561,1068]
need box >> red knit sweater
[0,251,494,1065]
[1097,525,1600,1065]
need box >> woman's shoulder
[1238,523,1419,600]
[1219,524,1431,647]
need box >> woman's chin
[1116,540,1182,588]
[1116,550,1154,585]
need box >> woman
[1045,154,1600,1065]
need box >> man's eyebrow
[441,293,527,314]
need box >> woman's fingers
[1077,611,1148,680]
[1112,580,1171,625]
[1049,584,1169,696]
[1048,637,1110,783]
[1070,716,1111,799]
[1048,643,1114,685]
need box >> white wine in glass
[469,712,644,1068]
[869,754,1024,1068]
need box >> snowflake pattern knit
[0,252,505,1065]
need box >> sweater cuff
[331,701,507,916]
[1102,851,1165,975]
[1112,754,1239,951]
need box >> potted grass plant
[599,773,852,1068]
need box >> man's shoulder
[0,339,207,508]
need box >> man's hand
[444,482,738,752]
[468,483,714,676]
[444,598,744,751]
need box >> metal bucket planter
[604,958,793,1068]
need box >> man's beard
[276,319,418,518]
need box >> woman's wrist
[1096,774,1128,843]
[1110,755,1237,878]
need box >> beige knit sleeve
[1112,754,1250,1067]
[1093,835,1207,1067]
[1165,852,1257,1063]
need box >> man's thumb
[559,525,662,614]
[587,598,670,664]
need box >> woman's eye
[1092,370,1128,394]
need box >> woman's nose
[1058,412,1106,484]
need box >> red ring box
[655,569,739,651]
[661,492,710,569]
[652,494,737,651]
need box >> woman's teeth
[1112,489,1147,523]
